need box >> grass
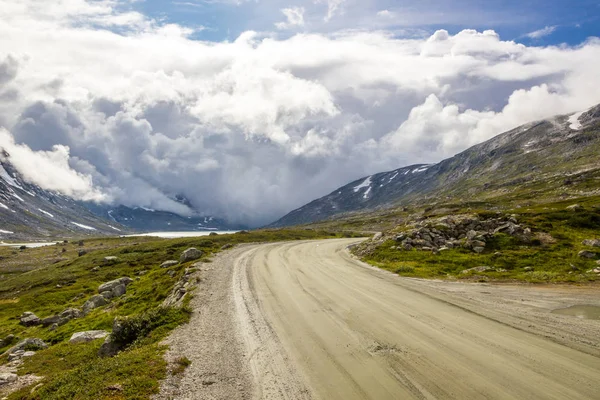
[172,356,191,375]
[0,228,353,399]
[358,199,600,283]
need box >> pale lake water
[122,231,239,238]
[551,305,600,320]
[0,231,240,248]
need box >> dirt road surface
[159,239,600,400]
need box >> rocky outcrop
[69,331,109,344]
[180,248,202,263]
[160,260,178,268]
[357,214,533,256]
[19,312,41,327]
[162,267,195,308]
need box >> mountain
[85,203,244,232]
[271,104,600,227]
[0,151,130,240]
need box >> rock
[566,204,583,211]
[98,277,133,295]
[180,248,203,263]
[461,266,492,274]
[596,260,600,265]
[167,270,176,278]
[69,330,109,344]
[524,267,534,271]
[466,230,478,240]
[582,239,600,247]
[160,260,179,268]
[438,247,449,252]
[48,323,58,331]
[495,268,508,272]
[78,249,87,257]
[41,315,60,327]
[473,246,485,254]
[578,250,597,259]
[8,338,48,354]
[402,243,413,251]
[111,284,126,298]
[19,245,27,250]
[0,372,18,386]
[91,266,100,272]
[220,244,233,250]
[592,268,600,274]
[57,308,82,326]
[372,232,383,241]
[22,350,36,358]
[103,256,119,264]
[78,240,85,246]
[83,295,109,314]
[472,240,486,248]
[20,312,41,327]
[209,232,218,236]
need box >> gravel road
[157,239,600,400]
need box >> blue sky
[132,0,600,44]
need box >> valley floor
[158,238,600,400]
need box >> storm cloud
[0,0,599,226]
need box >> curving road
[232,239,600,400]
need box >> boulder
[160,260,179,269]
[103,256,119,265]
[78,249,87,257]
[41,315,60,327]
[180,248,203,263]
[372,232,383,241]
[83,295,109,314]
[59,308,82,320]
[582,239,600,247]
[98,277,133,298]
[98,319,125,357]
[0,372,17,386]
[19,312,41,327]
[566,204,583,211]
[578,250,597,259]
[69,330,109,344]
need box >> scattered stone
[461,266,492,274]
[61,248,67,253]
[103,256,119,265]
[106,384,123,392]
[372,232,383,241]
[78,240,84,246]
[48,323,58,331]
[578,250,597,259]
[98,319,125,357]
[596,260,600,265]
[98,277,133,300]
[167,270,176,278]
[180,248,203,263]
[566,204,583,211]
[524,267,534,271]
[8,338,48,354]
[19,312,41,327]
[78,249,87,257]
[160,260,178,269]
[69,330,109,344]
[582,239,600,247]
[220,244,233,250]
[495,268,508,272]
[135,270,148,276]
[473,247,485,254]
[83,295,109,314]
[22,351,36,358]
[91,266,100,272]
[0,372,18,386]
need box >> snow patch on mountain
[71,222,96,230]
[0,229,14,234]
[353,176,372,193]
[38,209,54,218]
[0,164,22,189]
[568,111,584,130]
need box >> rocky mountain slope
[0,152,131,240]
[271,104,600,227]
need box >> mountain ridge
[270,104,600,227]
